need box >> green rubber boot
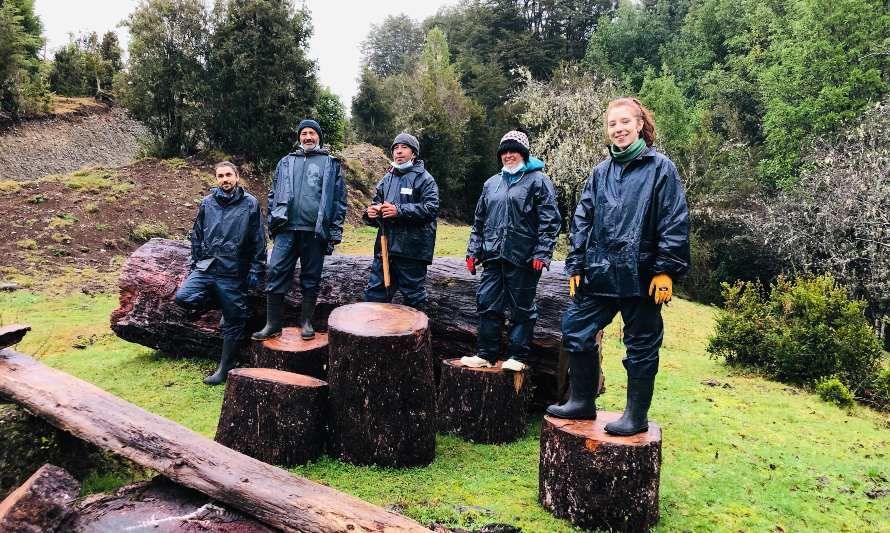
[604,377,655,436]
[300,294,317,340]
[251,294,284,341]
[203,337,239,385]
[546,349,599,420]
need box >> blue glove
[248,272,263,289]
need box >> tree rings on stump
[215,368,328,466]
[437,358,531,444]
[539,413,661,532]
[246,328,328,379]
[327,302,435,467]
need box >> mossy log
[215,368,328,466]
[436,358,531,444]
[327,303,436,467]
[539,413,662,532]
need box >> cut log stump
[215,368,328,467]
[0,463,80,533]
[437,359,531,444]
[246,328,328,379]
[328,302,435,467]
[539,413,662,532]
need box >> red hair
[606,97,656,147]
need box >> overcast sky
[34,0,453,109]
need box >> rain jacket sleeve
[330,160,347,243]
[532,177,561,264]
[466,184,487,259]
[396,173,439,224]
[653,160,690,277]
[188,201,206,270]
[362,177,385,228]
[247,198,266,276]
[565,171,597,276]
[267,158,286,234]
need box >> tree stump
[246,328,328,379]
[437,359,531,444]
[215,368,328,467]
[539,413,662,532]
[327,302,435,467]
[0,464,80,533]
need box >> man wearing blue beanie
[253,119,347,341]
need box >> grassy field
[1,225,888,531]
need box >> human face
[500,150,523,168]
[299,128,319,149]
[392,143,414,164]
[606,105,642,149]
[215,166,238,192]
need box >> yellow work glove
[649,273,673,304]
[569,274,581,298]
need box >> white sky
[34,0,454,109]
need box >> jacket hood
[523,156,545,172]
[393,158,426,175]
[292,145,331,156]
[212,185,244,205]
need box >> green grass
[336,222,472,257]
[1,226,888,531]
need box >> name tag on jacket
[400,187,413,195]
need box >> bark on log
[0,324,30,349]
[328,303,435,467]
[0,348,428,532]
[539,413,662,532]
[61,476,275,532]
[0,463,80,533]
[110,238,588,401]
[215,368,328,466]
[246,328,328,379]
[436,359,531,444]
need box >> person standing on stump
[252,119,347,341]
[363,133,439,311]
[548,97,690,436]
[175,161,266,385]
[461,130,561,372]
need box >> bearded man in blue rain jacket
[252,119,347,341]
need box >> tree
[315,87,346,150]
[207,0,318,166]
[119,0,209,156]
[360,14,425,77]
[0,0,50,117]
[351,68,397,148]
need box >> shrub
[815,377,855,408]
[708,275,886,399]
[869,368,890,410]
[15,239,37,250]
[84,202,99,213]
[129,222,169,242]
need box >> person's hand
[381,201,398,218]
[466,256,478,275]
[366,204,381,219]
[531,258,546,271]
[248,272,263,289]
[569,274,581,298]
[649,273,673,304]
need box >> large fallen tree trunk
[110,238,577,399]
[0,348,427,532]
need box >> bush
[129,222,169,242]
[869,368,890,410]
[815,377,855,408]
[708,274,887,400]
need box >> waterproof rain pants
[476,259,542,363]
[265,230,326,296]
[175,271,248,341]
[364,256,428,309]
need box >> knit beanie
[391,132,420,156]
[297,119,323,144]
[496,130,530,162]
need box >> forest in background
[1,0,888,347]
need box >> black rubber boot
[203,337,239,385]
[604,377,655,436]
[546,350,599,419]
[251,294,284,340]
[300,294,317,340]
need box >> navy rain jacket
[466,157,561,267]
[268,146,347,244]
[189,186,266,278]
[565,146,690,297]
[362,159,439,264]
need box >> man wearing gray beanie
[253,118,347,341]
[362,132,439,310]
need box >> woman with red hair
[547,98,690,436]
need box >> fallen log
[0,348,428,532]
[110,238,580,400]
[0,463,80,533]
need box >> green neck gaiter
[610,138,646,163]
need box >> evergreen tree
[315,87,346,150]
[207,0,318,166]
[361,14,425,77]
[351,68,397,148]
[0,0,49,116]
